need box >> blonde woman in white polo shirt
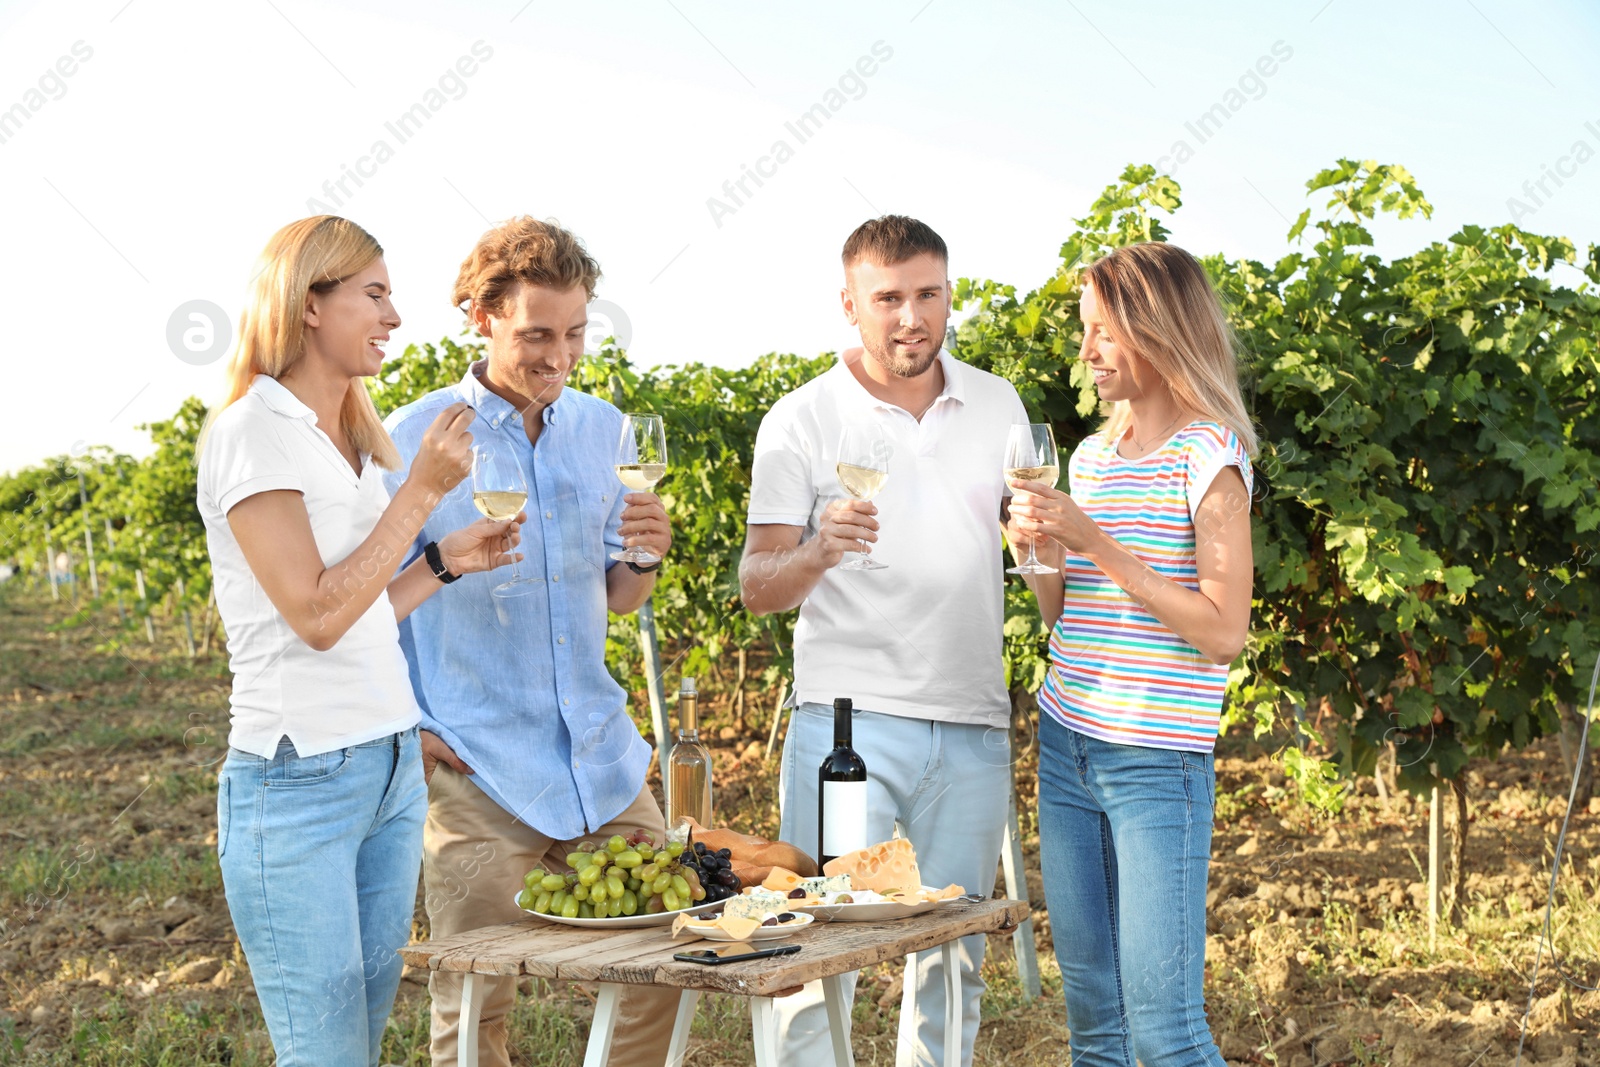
[197,216,523,1066]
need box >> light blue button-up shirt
[382,363,652,839]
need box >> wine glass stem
[507,532,521,581]
[857,537,871,565]
[1025,543,1042,568]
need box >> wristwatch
[423,541,460,584]
[625,559,662,575]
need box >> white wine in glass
[472,490,527,520]
[836,422,889,571]
[612,413,668,564]
[471,447,539,598]
[1005,423,1060,576]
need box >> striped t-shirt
[1038,421,1252,753]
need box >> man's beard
[863,334,943,379]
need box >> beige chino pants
[424,765,679,1067]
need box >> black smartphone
[672,942,802,966]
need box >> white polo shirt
[748,350,1026,725]
[197,375,422,758]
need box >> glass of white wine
[836,421,889,571]
[612,412,668,565]
[1004,422,1061,576]
[471,447,539,598]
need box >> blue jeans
[218,727,426,1066]
[1037,712,1226,1067]
[775,702,1011,1067]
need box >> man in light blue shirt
[383,217,675,1067]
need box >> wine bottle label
[821,780,869,856]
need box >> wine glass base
[610,549,662,565]
[839,558,887,571]
[1006,562,1058,575]
[491,578,543,599]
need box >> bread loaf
[683,820,819,878]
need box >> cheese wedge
[822,837,922,893]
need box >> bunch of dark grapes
[682,841,743,905]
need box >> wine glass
[612,413,668,565]
[1004,423,1060,576]
[835,421,889,571]
[471,447,539,598]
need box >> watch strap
[424,541,460,584]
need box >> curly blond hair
[452,217,601,317]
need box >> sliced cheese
[671,912,761,941]
[822,837,922,894]
[761,867,803,893]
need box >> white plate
[513,892,721,929]
[796,887,959,923]
[678,912,815,942]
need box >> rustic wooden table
[401,896,1029,1067]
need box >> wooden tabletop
[402,898,1029,998]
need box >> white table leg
[665,989,700,1067]
[821,972,856,1067]
[583,983,623,1067]
[459,973,481,1067]
[750,996,778,1067]
[942,940,961,1067]
[897,951,919,1055]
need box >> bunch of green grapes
[516,828,707,920]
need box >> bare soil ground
[1,587,1596,1065]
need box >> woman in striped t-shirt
[1008,242,1256,1066]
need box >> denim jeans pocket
[1180,750,1216,816]
[216,776,230,857]
[262,744,353,787]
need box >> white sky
[2,0,1597,473]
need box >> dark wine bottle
[817,697,869,867]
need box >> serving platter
[676,912,815,941]
[795,887,964,923]
[513,892,720,929]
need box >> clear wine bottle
[666,677,713,830]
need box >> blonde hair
[1083,242,1257,456]
[208,216,399,469]
[452,216,601,317]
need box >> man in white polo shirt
[740,216,1025,1067]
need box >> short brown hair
[841,215,947,270]
[452,216,601,317]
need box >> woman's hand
[409,403,476,498]
[1006,480,1106,556]
[438,513,525,575]
[1004,502,1066,572]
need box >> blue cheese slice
[723,891,789,921]
[800,874,851,896]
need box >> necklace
[1124,413,1188,455]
